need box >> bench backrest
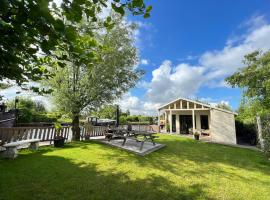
[0,126,71,145]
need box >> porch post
[157,110,160,132]
[192,109,195,134]
[170,110,172,133]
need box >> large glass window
[200,115,209,130]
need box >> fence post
[256,115,264,149]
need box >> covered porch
[158,98,212,136]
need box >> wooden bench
[2,139,41,159]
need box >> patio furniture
[105,128,127,146]
[2,139,41,159]
[124,131,158,151]
[201,129,210,136]
[105,125,159,151]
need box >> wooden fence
[80,126,107,138]
[0,126,71,145]
[0,124,159,145]
[80,124,159,139]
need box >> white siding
[210,109,236,144]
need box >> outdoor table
[124,131,158,150]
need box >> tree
[6,98,52,123]
[47,16,142,140]
[0,0,151,85]
[216,103,232,111]
[226,50,270,156]
[91,105,117,119]
[126,109,131,116]
[226,51,270,109]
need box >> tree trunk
[72,114,81,141]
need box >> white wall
[210,109,237,144]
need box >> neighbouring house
[158,98,237,145]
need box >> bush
[33,113,58,123]
[235,119,257,145]
[120,116,127,125]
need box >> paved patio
[96,137,166,156]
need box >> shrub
[235,119,257,145]
[166,123,170,132]
[120,116,127,125]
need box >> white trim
[164,108,210,111]
[158,97,237,115]
[192,110,195,134]
[170,110,172,133]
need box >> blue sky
[117,0,270,115]
[1,0,270,115]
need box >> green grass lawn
[1,135,270,200]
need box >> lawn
[1,135,270,200]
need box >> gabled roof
[158,97,237,115]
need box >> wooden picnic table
[124,131,158,151]
[105,127,158,151]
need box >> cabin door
[179,115,192,134]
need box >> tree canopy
[226,50,270,156]
[0,0,151,85]
[226,51,270,109]
[216,103,232,112]
[46,16,142,139]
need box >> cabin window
[200,115,209,130]
[172,115,176,132]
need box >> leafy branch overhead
[0,0,151,86]
[226,51,270,109]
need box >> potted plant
[194,131,200,140]
[166,123,170,132]
[53,122,65,147]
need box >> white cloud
[122,15,270,115]
[117,93,159,116]
[146,61,205,104]
[200,15,270,80]
[140,59,149,65]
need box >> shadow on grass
[0,145,213,200]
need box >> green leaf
[111,3,125,16]
[146,5,152,13]
[143,13,150,18]
[57,62,66,68]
